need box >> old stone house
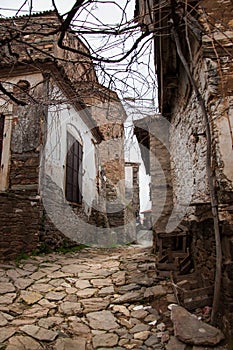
[0,11,135,259]
[135,0,233,340]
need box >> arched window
[65,132,83,204]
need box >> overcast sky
[0,1,134,25]
[0,1,71,16]
[0,0,157,107]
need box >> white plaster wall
[44,83,97,211]
[125,166,133,189]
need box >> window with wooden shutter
[0,114,5,165]
[65,132,83,204]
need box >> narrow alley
[0,246,228,350]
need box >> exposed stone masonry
[135,0,233,340]
[0,191,40,259]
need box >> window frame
[65,131,83,204]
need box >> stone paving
[0,246,228,350]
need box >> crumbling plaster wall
[135,0,233,338]
[149,118,174,235]
[89,98,127,231]
[44,78,98,211]
[0,72,44,259]
[41,78,102,246]
[169,30,233,340]
[169,59,210,214]
[0,71,100,259]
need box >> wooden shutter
[65,132,83,204]
[0,115,5,165]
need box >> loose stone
[38,299,56,309]
[0,327,16,343]
[118,317,133,329]
[112,305,130,317]
[157,322,166,331]
[91,278,112,288]
[165,336,186,350]
[69,321,91,335]
[77,288,97,298]
[87,310,119,330]
[134,330,151,340]
[22,264,38,273]
[5,335,43,350]
[30,271,46,280]
[113,291,143,304]
[112,271,126,285]
[144,286,167,298]
[0,311,8,326]
[54,338,86,350]
[99,286,115,296]
[66,287,77,294]
[92,333,119,348]
[131,309,148,319]
[47,271,69,279]
[20,325,58,341]
[14,278,33,289]
[58,301,82,316]
[118,284,140,294]
[75,280,92,289]
[22,306,49,318]
[38,316,63,328]
[30,284,52,293]
[20,291,42,305]
[45,291,66,301]
[11,318,37,326]
[130,323,150,333]
[81,298,109,313]
[0,283,15,294]
[145,334,159,347]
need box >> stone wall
[167,1,233,340]
[135,0,233,339]
[0,191,40,260]
[133,0,233,339]
[149,117,174,236]
[125,162,140,217]
[134,116,174,247]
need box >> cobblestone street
[0,246,228,349]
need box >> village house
[0,11,135,259]
[135,0,233,340]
